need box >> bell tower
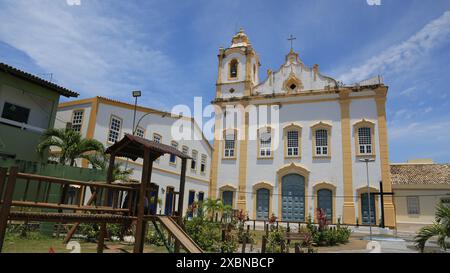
[215,28,260,100]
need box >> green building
[0,62,79,166]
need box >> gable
[253,51,338,95]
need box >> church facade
[209,29,396,227]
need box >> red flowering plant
[316,208,329,232]
[268,213,277,224]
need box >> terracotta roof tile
[0,62,79,98]
[390,164,450,185]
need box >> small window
[153,134,162,163]
[200,154,207,173]
[315,129,328,156]
[135,127,145,138]
[290,84,297,90]
[153,133,162,143]
[108,116,122,143]
[169,141,178,164]
[1,102,30,124]
[182,145,189,155]
[224,132,236,158]
[229,59,238,78]
[287,130,299,156]
[259,128,272,158]
[229,88,235,94]
[191,150,198,171]
[71,110,84,132]
[358,127,372,154]
[407,196,420,215]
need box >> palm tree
[83,153,134,182]
[37,128,104,167]
[415,203,450,252]
[221,204,233,223]
[204,198,222,222]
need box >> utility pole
[360,158,375,240]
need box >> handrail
[15,173,137,191]
[8,201,130,213]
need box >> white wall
[57,100,212,216]
[0,84,54,129]
[215,94,384,221]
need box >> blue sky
[0,0,450,163]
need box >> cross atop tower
[287,34,296,51]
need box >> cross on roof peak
[287,34,297,50]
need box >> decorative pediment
[283,72,303,93]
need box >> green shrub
[145,228,165,246]
[266,226,285,253]
[306,213,352,246]
[184,216,222,252]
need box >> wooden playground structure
[0,134,203,253]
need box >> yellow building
[391,160,450,232]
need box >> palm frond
[415,224,444,252]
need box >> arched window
[354,120,375,156]
[229,59,238,79]
[311,122,332,158]
[223,130,237,158]
[358,127,372,154]
[169,141,178,164]
[315,129,328,155]
[191,150,198,171]
[258,127,272,158]
[284,124,301,158]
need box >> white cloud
[389,120,450,141]
[0,0,181,108]
[337,10,450,84]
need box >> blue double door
[281,174,305,222]
[256,188,270,220]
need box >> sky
[0,0,450,163]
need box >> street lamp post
[132,90,142,135]
[360,158,375,241]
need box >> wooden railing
[0,167,144,252]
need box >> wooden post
[134,149,153,253]
[97,153,116,253]
[261,235,267,253]
[253,220,256,230]
[221,229,226,253]
[0,168,7,200]
[63,190,98,244]
[0,167,18,253]
[241,237,246,253]
[174,158,187,253]
[177,158,187,219]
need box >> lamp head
[132,90,142,97]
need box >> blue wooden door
[165,187,174,215]
[361,193,376,225]
[281,174,305,221]
[188,191,195,217]
[317,189,332,222]
[222,191,233,207]
[256,188,270,220]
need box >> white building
[210,29,396,227]
[55,96,212,216]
